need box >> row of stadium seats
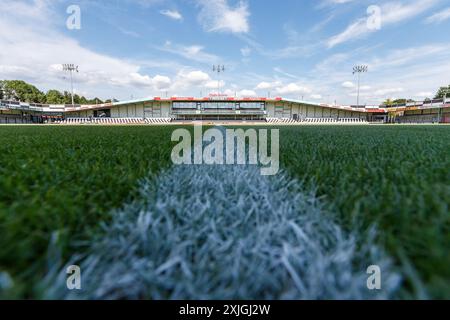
[144,118,173,124]
[266,118,369,124]
[54,118,172,125]
[266,118,298,124]
[396,115,440,124]
[303,118,368,124]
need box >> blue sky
[1,0,450,104]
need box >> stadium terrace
[1,96,449,125]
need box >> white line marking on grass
[42,164,400,299]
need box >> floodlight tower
[353,65,368,107]
[438,88,450,123]
[443,88,450,102]
[212,65,225,95]
[62,64,79,105]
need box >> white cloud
[342,81,355,88]
[308,41,450,105]
[273,67,303,80]
[222,89,236,96]
[160,42,219,64]
[255,82,272,90]
[327,0,438,48]
[415,91,433,98]
[382,1,437,24]
[0,1,161,99]
[310,94,323,100]
[0,1,206,99]
[205,80,225,89]
[369,44,449,71]
[327,18,369,48]
[374,88,404,96]
[255,81,281,90]
[171,69,227,95]
[238,89,257,97]
[255,80,314,98]
[177,70,210,85]
[425,7,450,24]
[160,9,183,21]
[116,73,153,87]
[276,83,311,95]
[152,75,172,90]
[360,85,371,91]
[197,0,250,34]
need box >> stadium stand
[395,115,440,124]
[55,117,173,125]
[266,118,369,125]
[2,97,448,125]
[0,114,42,124]
[144,118,173,124]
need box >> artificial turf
[279,125,450,299]
[42,164,400,300]
[0,126,174,298]
[0,125,448,299]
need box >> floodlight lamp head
[62,64,79,72]
[213,65,225,73]
[353,65,368,74]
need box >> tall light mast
[353,65,368,107]
[212,65,225,95]
[62,64,79,105]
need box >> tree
[434,85,450,99]
[0,80,45,103]
[0,80,4,99]
[1,79,104,105]
[79,96,88,104]
[393,99,414,104]
[45,90,64,104]
[88,97,103,104]
[73,94,81,104]
[63,91,72,104]
[383,98,415,106]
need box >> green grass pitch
[0,125,448,299]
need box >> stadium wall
[66,101,173,118]
[265,101,368,119]
[62,100,370,120]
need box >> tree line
[0,80,113,105]
[382,85,450,106]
